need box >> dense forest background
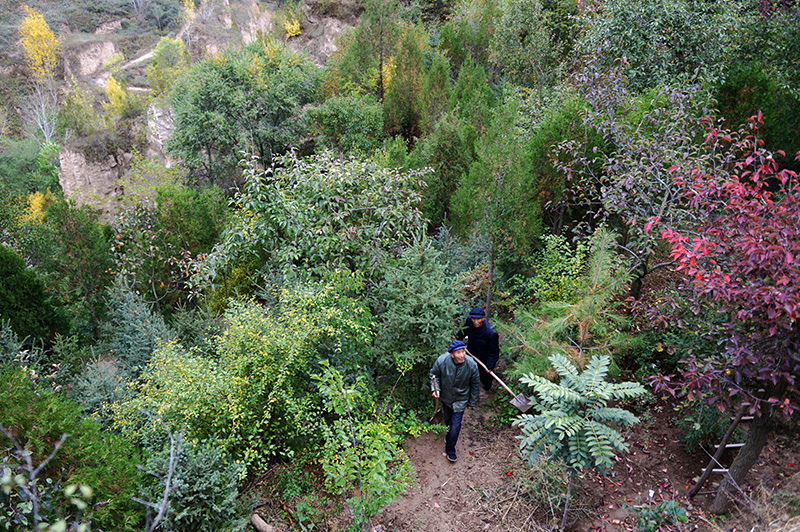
[1,0,799,531]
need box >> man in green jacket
[430,340,480,462]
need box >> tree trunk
[711,409,771,513]
[689,404,747,498]
[485,241,495,316]
[711,380,789,513]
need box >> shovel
[465,347,532,413]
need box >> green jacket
[430,352,480,412]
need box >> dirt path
[374,395,800,532]
[377,390,532,532]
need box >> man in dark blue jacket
[456,307,500,392]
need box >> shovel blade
[510,393,532,413]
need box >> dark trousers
[479,365,493,391]
[442,404,464,456]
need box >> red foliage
[651,114,800,416]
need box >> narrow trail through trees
[378,391,531,532]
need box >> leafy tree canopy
[198,151,429,291]
[577,0,742,91]
[169,37,321,183]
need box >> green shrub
[146,37,190,97]
[577,0,739,90]
[431,225,489,278]
[58,79,98,137]
[0,320,25,364]
[0,366,144,531]
[714,61,800,172]
[511,233,587,305]
[438,0,497,74]
[410,111,474,226]
[516,354,646,474]
[631,499,688,532]
[1,443,94,532]
[147,0,182,31]
[112,181,228,314]
[307,94,384,154]
[618,329,687,382]
[139,440,244,532]
[315,362,413,529]
[112,278,374,471]
[0,243,67,343]
[39,198,115,338]
[0,138,47,194]
[49,333,93,377]
[507,229,634,378]
[104,278,175,374]
[167,304,222,357]
[372,238,462,408]
[520,94,595,236]
[207,151,428,285]
[70,356,127,423]
[383,28,427,141]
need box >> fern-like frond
[584,392,609,417]
[548,414,584,442]
[567,430,590,470]
[519,373,549,388]
[532,378,586,407]
[587,421,629,454]
[584,421,617,473]
[593,407,640,426]
[608,381,647,400]
[548,353,586,393]
[582,355,610,393]
[516,416,553,466]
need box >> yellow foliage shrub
[284,19,301,38]
[103,75,128,123]
[382,56,396,91]
[20,189,56,224]
[18,5,59,82]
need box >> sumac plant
[651,114,800,513]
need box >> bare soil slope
[376,392,800,532]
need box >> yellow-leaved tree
[18,5,59,83]
[103,75,128,125]
[18,5,59,143]
[20,189,57,224]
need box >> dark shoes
[447,453,457,462]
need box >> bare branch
[136,410,184,532]
[1,423,69,528]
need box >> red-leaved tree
[652,113,800,513]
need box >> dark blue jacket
[456,319,499,370]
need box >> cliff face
[63,40,117,80]
[145,103,176,167]
[59,146,130,217]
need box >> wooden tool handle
[465,348,516,398]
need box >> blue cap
[468,307,486,318]
[448,340,466,352]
